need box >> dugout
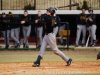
[0,10,100,45]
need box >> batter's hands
[35,20,38,23]
[21,21,25,24]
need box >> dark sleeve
[76,14,80,24]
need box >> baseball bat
[86,34,90,47]
[57,3,79,8]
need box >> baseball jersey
[20,15,31,26]
[76,13,87,25]
[43,15,56,33]
[87,14,96,26]
[34,15,44,27]
[9,16,20,29]
[0,16,10,31]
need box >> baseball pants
[2,30,10,46]
[22,25,31,46]
[88,25,97,44]
[39,33,69,62]
[36,27,43,45]
[75,25,86,45]
[11,28,20,45]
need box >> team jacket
[87,14,96,26]
[76,13,87,25]
[0,16,10,31]
[34,15,44,27]
[43,15,58,33]
[9,16,20,29]
[53,15,61,27]
[20,15,31,26]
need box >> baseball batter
[87,8,97,46]
[32,7,72,67]
[75,8,87,47]
[20,10,31,48]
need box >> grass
[0,50,99,63]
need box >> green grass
[0,50,99,63]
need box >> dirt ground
[0,62,100,75]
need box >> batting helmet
[46,7,56,15]
[88,8,93,12]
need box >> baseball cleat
[67,58,72,66]
[32,61,40,67]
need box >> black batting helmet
[88,8,93,12]
[46,7,56,15]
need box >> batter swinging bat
[57,3,79,8]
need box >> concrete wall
[0,10,100,15]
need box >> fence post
[69,0,71,10]
[34,0,36,10]
[66,22,69,50]
[1,0,2,10]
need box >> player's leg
[47,33,72,66]
[38,27,43,47]
[32,35,47,67]
[91,25,97,46]
[75,25,82,46]
[11,29,20,47]
[2,31,7,48]
[25,25,31,48]
[2,31,10,49]
[22,26,27,48]
[89,26,93,46]
[14,28,20,47]
[81,25,86,46]
[7,30,10,48]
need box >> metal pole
[34,0,36,10]
[1,0,2,10]
[69,0,71,10]
[66,22,69,50]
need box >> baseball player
[87,8,97,46]
[75,8,87,47]
[32,7,72,67]
[8,12,20,48]
[0,12,10,49]
[34,11,43,48]
[20,10,31,48]
[53,12,61,36]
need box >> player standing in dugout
[20,10,31,48]
[86,8,97,46]
[75,8,87,47]
[32,7,72,67]
[8,12,20,48]
[34,11,44,48]
[0,12,10,49]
